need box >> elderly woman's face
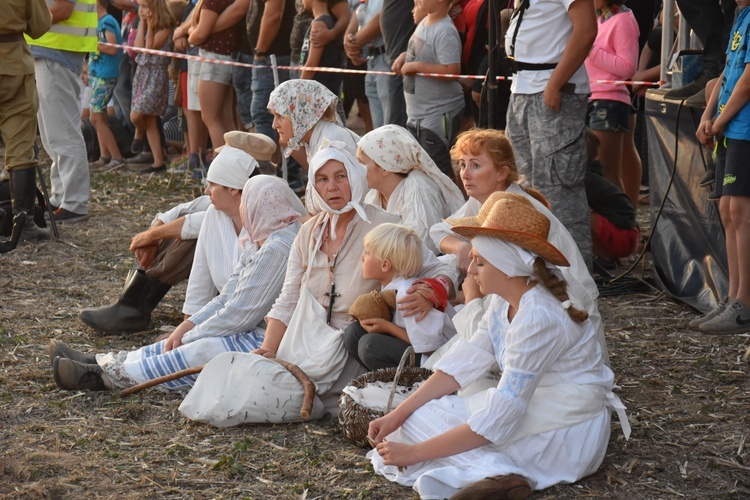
[271,108,293,147]
[314,160,352,211]
[457,149,509,204]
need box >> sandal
[138,164,167,174]
[104,158,126,171]
[89,157,111,169]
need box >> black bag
[0,179,47,237]
[81,115,135,161]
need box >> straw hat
[348,289,398,322]
[215,131,277,161]
[448,192,570,266]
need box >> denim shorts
[587,99,630,132]
[198,49,233,85]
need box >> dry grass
[1,162,749,498]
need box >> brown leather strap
[0,33,23,43]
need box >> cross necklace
[321,226,342,325]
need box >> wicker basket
[338,347,432,448]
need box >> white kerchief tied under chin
[472,236,537,278]
[306,140,369,240]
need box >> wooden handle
[272,358,316,420]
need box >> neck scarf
[267,79,343,158]
[358,124,465,213]
[239,175,306,249]
[306,140,369,240]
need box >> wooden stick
[119,365,205,397]
[118,358,316,420]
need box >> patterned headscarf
[306,140,369,239]
[240,175,307,248]
[268,80,342,157]
[358,125,464,213]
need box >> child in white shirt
[344,223,456,369]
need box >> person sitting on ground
[178,141,458,425]
[368,194,628,499]
[358,124,464,255]
[430,129,608,367]
[51,175,306,392]
[79,135,282,334]
[344,223,456,370]
[268,79,360,170]
[584,131,639,272]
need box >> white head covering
[267,80,342,157]
[240,175,306,249]
[358,125,465,213]
[306,140,369,239]
[206,146,258,189]
[472,235,565,282]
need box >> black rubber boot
[0,167,48,253]
[79,269,171,334]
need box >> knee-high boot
[79,269,172,334]
[0,166,49,253]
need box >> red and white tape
[103,42,665,86]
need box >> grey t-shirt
[403,16,464,121]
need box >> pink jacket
[585,9,639,105]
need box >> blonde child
[368,195,626,499]
[343,223,455,370]
[130,0,176,174]
[88,0,124,170]
[392,0,464,179]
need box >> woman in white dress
[358,124,464,255]
[267,79,360,168]
[368,193,628,499]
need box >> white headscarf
[267,79,342,157]
[206,146,258,189]
[306,140,369,239]
[239,175,307,249]
[472,236,564,281]
[358,125,464,213]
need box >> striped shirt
[183,222,301,343]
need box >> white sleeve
[180,211,206,240]
[429,199,475,250]
[266,236,305,326]
[153,196,211,227]
[433,309,496,387]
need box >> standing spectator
[694,0,750,334]
[504,0,597,267]
[0,0,51,252]
[584,0,639,196]
[188,0,242,150]
[392,0,464,180]
[28,0,98,223]
[130,0,176,174]
[246,0,297,141]
[111,0,138,136]
[299,0,346,96]
[89,0,125,171]
[344,0,388,128]
[380,0,414,127]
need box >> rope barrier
[103,42,666,87]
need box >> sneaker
[699,169,715,187]
[639,184,650,195]
[126,151,155,166]
[688,300,726,329]
[130,138,144,154]
[684,88,707,107]
[51,208,88,223]
[706,188,721,202]
[699,299,750,335]
[665,71,717,100]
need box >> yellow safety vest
[25,0,98,53]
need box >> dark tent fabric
[645,90,728,313]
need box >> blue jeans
[232,52,254,129]
[251,55,291,141]
[364,53,390,129]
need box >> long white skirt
[369,395,611,499]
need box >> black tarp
[645,90,728,313]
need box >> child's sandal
[104,158,126,171]
[89,157,111,169]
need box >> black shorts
[715,137,750,198]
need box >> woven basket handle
[384,346,416,413]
